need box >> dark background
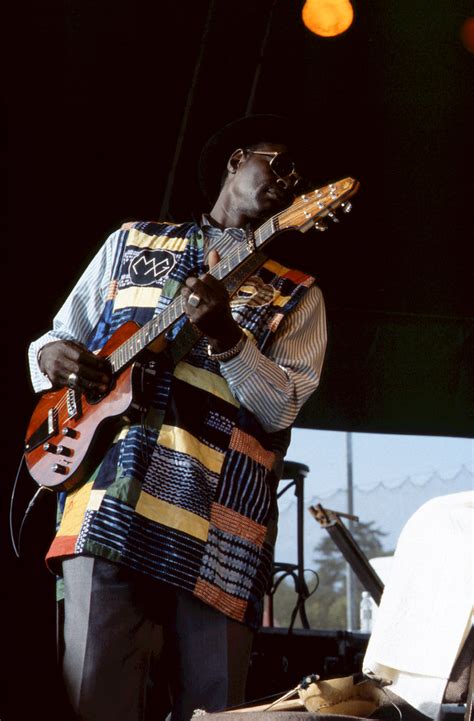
[4,1,474,718]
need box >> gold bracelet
[207,333,246,362]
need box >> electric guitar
[24,177,359,491]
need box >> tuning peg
[341,201,352,214]
[314,220,328,231]
[327,211,340,223]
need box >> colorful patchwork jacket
[46,221,315,627]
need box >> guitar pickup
[48,407,58,435]
[66,389,83,419]
[25,408,58,452]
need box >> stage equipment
[266,460,313,629]
[246,626,369,703]
[309,504,384,605]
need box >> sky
[284,429,473,499]
[275,428,473,571]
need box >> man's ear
[227,148,245,174]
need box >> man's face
[225,142,299,223]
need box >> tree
[272,520,390,630]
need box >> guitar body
[24,321,165,491]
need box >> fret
[109,352,116,374]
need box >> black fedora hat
[198,114,301,203]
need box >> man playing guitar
[28,114,331,721]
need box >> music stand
[266,460,311,629]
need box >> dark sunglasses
[245,149,301,188]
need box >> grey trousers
[62,556,254,721]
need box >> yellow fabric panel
[173,362,239,407]
[262,258,290,276]
[272,292,292,308]
[57,480,95,536]
[127,227,189,252]
[158,425,224,475]
[135,492,209,541]
[113,285,162,310]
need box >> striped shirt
[28,224,327,433]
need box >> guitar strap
[167,319,202,366]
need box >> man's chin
[248,190,293,225]
[269,182,298,210]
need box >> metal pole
[245,0,278,115]
[345,432,354,630]
[295,469,310,628]
[159,0,216,219]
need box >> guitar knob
[341,201,352,214]
[52,463,69,475]
[43,442,58,453]
[62,427,78,438]
[327,211,340,223]
[57,445,73,457]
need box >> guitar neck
[105,176,359,373]
[107,220,276,374]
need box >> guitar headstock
[278,177,360,233]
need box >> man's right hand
[38,340,111,393]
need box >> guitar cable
[9,453,53,558]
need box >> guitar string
[46,182,353,420]
[47,239,251,420]
[46,182,351,420]
[102,182,345,369]
[45,229,259,419]
[46,183,348,421]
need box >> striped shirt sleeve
[220,285,327,433]
[27,231,119,392]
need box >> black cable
[9,453,26,558]
[271,567,320,631]
[9,453,53,558]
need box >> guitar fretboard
[107,216,278,373]
[105,176,358,374]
